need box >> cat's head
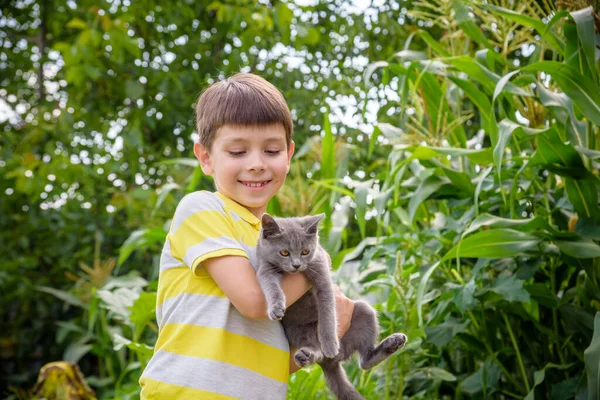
[258,213,325,273]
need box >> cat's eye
[280,250,290,257]
[301,250,310,255]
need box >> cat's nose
[292,264,301,270]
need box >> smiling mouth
[239,180,271,188]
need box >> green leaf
[464,214,556,236]
[576,147,600,160]
[419,71,467,146]
[430,146,493,165]
[425,318,468,347]
[455,2,491,49]
[525,363,575,400]
[460,359,502,395]
[118,227,167,266]
[570,7,597,85]
[447,229,541,259]
[97,287,139,320]
[354,180,371,239]
[494,119,553,180]
[419,367,458,382]
[391,50,428,62]
[477,3,564,54]
[64,342,93,364]
[537,83,587,146]
[274,3,293,44]
[556,238,600,258]
[584,312,600,400]
[493,69,521,103]
[488,275,530,303]
[531,126,584,168]
[364,61,388,87]
[551,376,580,400]
[449,76,492,129]
[416,29,450,57]
[523,62,600,126]
[525,283,559,308]
[408,176,445,224]
[321,109,335,181]
[66,18,87,30]
[37,286,84,308]
[129,291,157,339]
[152,182,180,216]
[564,178,600,221]
[454,279,476,313]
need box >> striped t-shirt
[140,191,290,399]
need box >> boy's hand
[333,284,354,339]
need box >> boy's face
[194,123,294,218]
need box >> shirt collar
[215,192,261,228]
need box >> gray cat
[256,213,407,400]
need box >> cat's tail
[320,361,364,400]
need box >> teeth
[244,181,267,187]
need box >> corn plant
[289,2,600,399]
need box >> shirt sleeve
[168,191,248,273]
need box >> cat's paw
[321,338,340,359]
[384,333,407,353]
[268,302,286,321]
[294,348,316,367]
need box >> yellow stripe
[140,376,236,400]
[156,324,290,383]
[157,267,226,306]
[170,210,257,257]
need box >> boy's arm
[203,255,311,319]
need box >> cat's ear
[261,213,282,238]
[304,213,325,235]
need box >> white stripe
[160,239,185,272]
[171,191,226,233]
[142,350,288,400]
[183,235,246,267]
[240,242,258,270]
[157,293,289,351]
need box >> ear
[261,213,282,238]
[303,213,325,235]
[194,142,213,175]
[285,140,295,174]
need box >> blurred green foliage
[1,0,600,399]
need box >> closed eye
[229,151,245,157]
[265,150,281,155]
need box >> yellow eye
[280,250,290,256]
[301,250,310,255]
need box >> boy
[140,73,354,399]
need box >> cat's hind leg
[359,332,407,370]
[341,300,407,370]
[294,347,323,368]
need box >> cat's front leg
[310,269,339,358]
[257,267,286,321]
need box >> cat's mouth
[239,180,272,188]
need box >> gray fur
[257,214,407,400]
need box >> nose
[292,264,301,270]
[248,152,266,172]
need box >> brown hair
[195,73,293,150]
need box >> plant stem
[483,341,523,392]
[500,389,523,399]
[550,266,567,367]
[502,312,531,393]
